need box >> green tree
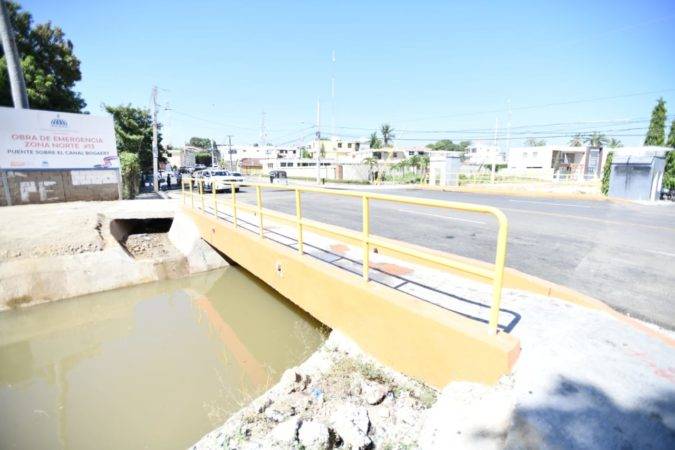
[105,104,165,173]
[380,124,394,147]
[584,132,609,148]
[608,138,623,148]
[119,152,141,199]
[644,98,667,146]
[369,132,382,149]
[569,134,583,147]
[663,120,675,189]
[426,139,470,152]
[0,1,85,111]
[524,138,546,146]
[194,152,212,166]
[188,137,213,149]
[601,152,613,195]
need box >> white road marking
[395,208,486,224]
[645,249,675,258]
[508,199,593,208]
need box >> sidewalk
[188,197,675,448]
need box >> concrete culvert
[110,218,177,259]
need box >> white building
[506,145,669,180]
[464,142,506,166]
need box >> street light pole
[228,135,234,171]
[0,0,28,108]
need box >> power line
[337,117,654,134]
[369,88,675,124]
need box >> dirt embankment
[193,332,438,450]
[0,199,227,310]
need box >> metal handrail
[180,177,508,334]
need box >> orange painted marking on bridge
[192,295,269,387]
[330,244,349,255]
[370,262,414,276]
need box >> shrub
[119,152,141,199]
[601,151,613,195]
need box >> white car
[199,169,244,192]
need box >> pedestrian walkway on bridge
[178,181,675,448]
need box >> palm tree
[408,155,422,174]
[569,134,583,147]
[380,124,395,147]
[584,132,609,148]
[419,154,430,182]
[608,138,623,148]
[369,132,382,149]
[362,157,378,182]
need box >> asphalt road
[228,187,675,330]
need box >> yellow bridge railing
[181,177,509,334]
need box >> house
[464,142,506,166]
[507,145,606,179]
[310,138,365,160]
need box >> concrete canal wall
[0,199,227,310]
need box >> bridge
[181,178,520,387]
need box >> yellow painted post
[199,179,204,210]
[362,195,370,281]
[231,183,237,228]
[189,178,194,209]
[487,211,509,334]
[212,181,218,217]
[295,189,303,254]
[256,185,263,237]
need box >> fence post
[256,185,263,237]
[295,189,303,254]
[231,183,237,228]
[199,179,204,210]
[212,181,217,217]
[362,195,370,281]
[189,178,194,209]
[487,212,509,334]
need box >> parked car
[195,169,244,192]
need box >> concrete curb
[416,184,608,202]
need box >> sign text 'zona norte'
[0,107,119,170]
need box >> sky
[21,0,675,148]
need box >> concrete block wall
[1,169,120,206]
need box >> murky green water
[0,268,327,450]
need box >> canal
[0,267,328,449]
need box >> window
[533,151,538,158]
[281,162,287,167]
[347,143,352,148]
[408,151,414,156]
[523,152,528,159]
[355,143,360,151]
[337,142,342,148]
[288,162,294,167]
[267,163,273,168]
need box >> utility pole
[0,0,28,108]
[506,99,512,157]
[491,117,499,184]
[227,135,234,170]
[151,86,159,192]
[316,99,321,184]
[261,110,269,163]
[331,50,335,140]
